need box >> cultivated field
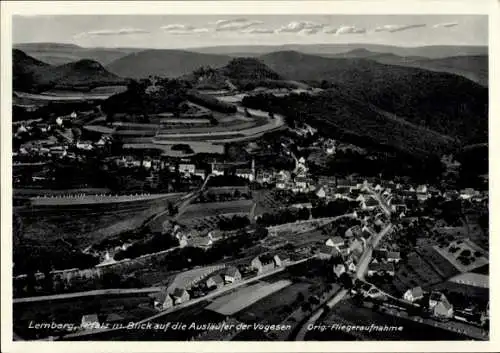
[14,293,155,340]
[235,282,311,324]
[177,200,254,220]
[18,194,185,247]
[206,280,292,316]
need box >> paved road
[356,224,393,280]
[293,189,393,340]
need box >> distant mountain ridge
[326,49,488,86]
[13,49,126,92]
[105,49,233,79]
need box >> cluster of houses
[366,248,401,278]
[149,265,243,311]
[317,232,367,277]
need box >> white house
[333,264,346,278]
[403,286,424,303]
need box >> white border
[1,1,499,352]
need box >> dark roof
[319,244,338,255]
[430,291,443,301]
[208,274,224,284]
[150,291,171,303]
[380,263,395,272]
[259,254,275,264]
[224,266,240,277]
[408,286,424,298]
[172,288,188,298]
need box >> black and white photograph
[1,1,496,351]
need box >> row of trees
[114,232,179,261]
[256,199,358,227]
[218,215,251,231]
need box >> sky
[13,15,488,49]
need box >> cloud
[277,21,325,33]
[433,22,458,28]
[323,26,338,34]
[242,27,275,34]
[74,28,149,38]
[161,24,209,35]
[214,18,263,32]
[300,28,321,35]
[334,26,366,35]
[374,24,426,33]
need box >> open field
[177,200,254,220]
[392,252,445,294]
[18,194,185,247]
[177,214,246,232]
[206,280,292,315]
[14,293,155,340]
[235,282,311,324]
[416,246,460,279]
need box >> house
[433,297,454,319]
[387,251,401,263]
[333,264,346,277]
[337,243,351,257]
[345,258,357,272]
[251,254,277,274]
[206,274,225,290]
[380,262,395,276]
[316,186,327,199]
[256,171,273,184]
[171,288,190,305]
[348,238,364,254]
[81,314,100,329]
[416,185,430,201]
[294,176,309,190]
[223,266,242,283]
[194,169,206,179]
[362,197,379,210]
[235,168,254,182]
[325,236,344,248]
[459,188,480,200]
[318,244,341,260]
[367,262,381,277]
[403,286,424,303]
[373,248,388,261]
[150,291,174,310]
[179,163,196,175]
[429,291,447,309]
[211,163,225,176]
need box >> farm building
[223,266,242,283]
[206,274,225,290]
[150,291,174,311]
[81,314,100,329]
[403,286,424,303]
[172,288,190,304]
[251,254,281,274]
